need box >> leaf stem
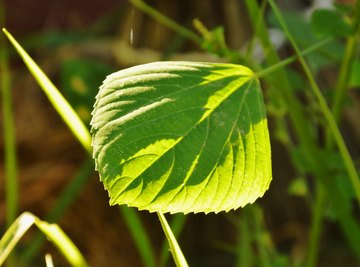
[157,212,188,267]
[0,0,18,231]
[159,214,187,267]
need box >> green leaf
[350,59,360,88]
[91,61,272,214]
[311,9,353,37]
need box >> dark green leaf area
[91,61,272,214]
[311,9,353,37]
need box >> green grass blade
[45,254,54,267]
[2,28,91,153]
[157,212,188,267]
[247,0,360,260]
[0,212,89,267]
[0,17,18,229]
[0,212,35,265]
[267,0,360,258]
[34,217,89,267]
[267,0,360,205]
[119,206,156,267]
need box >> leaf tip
[2,27,8,35]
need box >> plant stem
[331,35,358,123]
[247,0,360,261]
[245,0,317,153]
[256,37,332,79]
[129,0,202,45]
[312,3,360,266]
[267,0,360,261]
[0,1,18,229]
[268,0,360,206]
[236,213,252,267]
[252,206,271,267]
[159,214,187,267]
[157,212,188,267]
[245,0,268,63]
[328,0,360,145]
[306,183,325,267]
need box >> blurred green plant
[0,212,88,267]
[2,0,360,266]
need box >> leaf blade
[91,61,271,214]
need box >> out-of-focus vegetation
[1,0,360,266]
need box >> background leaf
[61,58,113,125]
[350,59,360,88]
[311,9,353,37]
[91,61,271,214]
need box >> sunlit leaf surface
[91,61,272,214]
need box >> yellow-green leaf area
[91,61,272,214]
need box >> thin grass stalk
[2,28,92,154]
[0,1,18,229]
[236,211,252,267]
[129,0,202,45]
[0,213,34,265]
[245,0,268,63]
[312,2,360,266]
[306,184,325,267]
[256,38,332,78]
[244,0,318,152]
[0,212,89,267]
[267,0,360,205]
[34,217,89,267]
[246,0,360,260]
[328,0,360,145]
[267,0,360,260]
[251,206,271,267]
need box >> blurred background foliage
[1,0,360,266]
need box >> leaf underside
[91,61,272,214]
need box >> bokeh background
[1,0,359,266]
